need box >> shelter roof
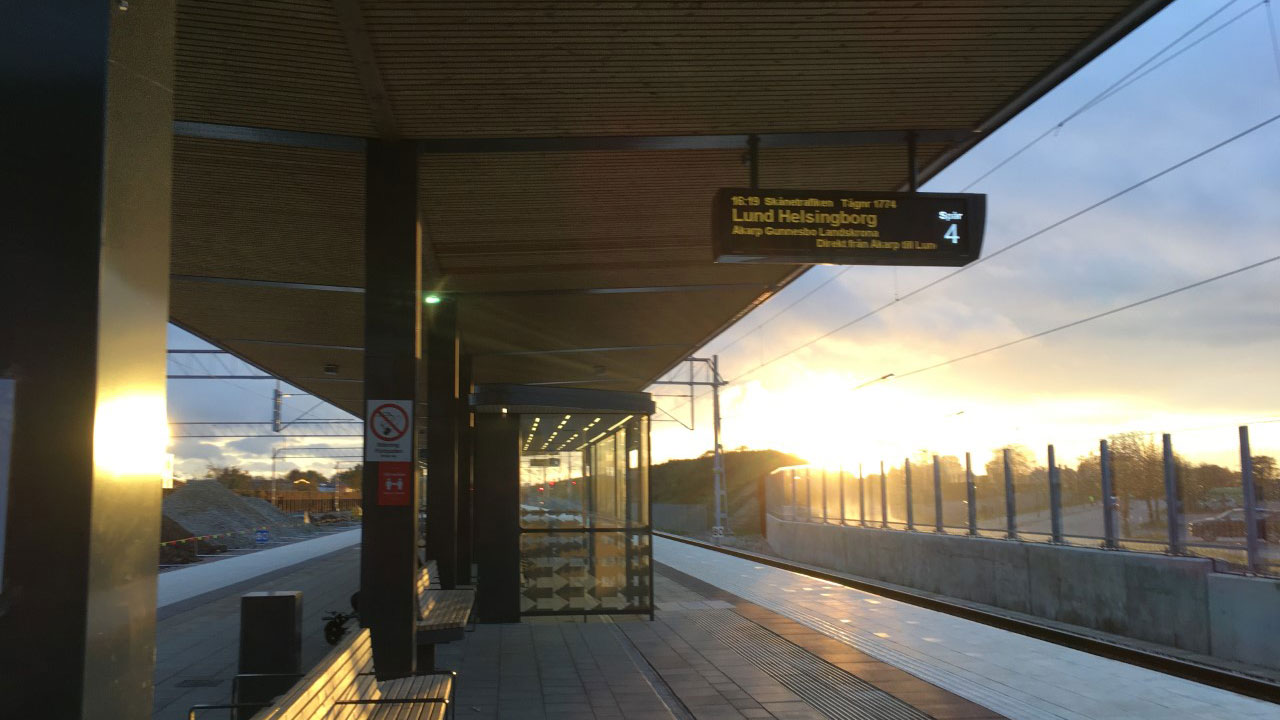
[169,0,1168,415]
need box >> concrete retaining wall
[766,515,1280,670]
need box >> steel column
[456,355,475,585]
[806,467,813,522]
[360,139,421,680]
[1100,440,1118,549]
[1240,426,1262,573]
[783,468,793,517]
[473,412,521,622]
[880,461,889,528]
[1003,449,1018,539]
[1163,434,1183,554]
[0,3,174,716]
[965,452,977,536]
[933,455,944,533]
[425,299,460,588]
[1048,445,1064,543]
[838,467,846,525]
[821,468,829,523]
[904,459,914,530]
[858,464,866,526]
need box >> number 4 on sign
[944,224,960,244]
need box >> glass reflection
[517,413,651,613]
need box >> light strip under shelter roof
[167,0,1171,415]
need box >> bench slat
[253,629,379,720]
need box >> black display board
[712,188,986,267]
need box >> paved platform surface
[153,544,359,718]
[654,536,1279,720]
[153,534,1278,719]
[157,527,360,608]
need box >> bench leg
[415,643,435,673]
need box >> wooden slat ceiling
[169,0,1164,415]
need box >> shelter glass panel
[519,413,651,615]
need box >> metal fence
[765,424,1278,577]
[241,489,363,515]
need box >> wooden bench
[188,629,454,720]
[415,563,475,671]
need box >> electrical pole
[651,355,730,542]
[710,355,728,541]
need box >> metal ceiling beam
[417,129,976,154]
[478,344,685,358]
[458,282,770,298]
[225,339,365,351]
[521,378,636,387]
[172,120,973,154]
[173,120,365,152]
[331,0,399,139]
[173,273,766,298]
[172,274,365,293]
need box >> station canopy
[168,0,1167,416]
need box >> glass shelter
[471,385,654,621]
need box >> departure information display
[712,188,986,267]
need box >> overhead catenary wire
[729,108,1280,384]
[1088,1,1264,111]
[1267,0,1280,86]
[960,0,1251,192]
[680,0,1258,387]
[890,254,1280,382]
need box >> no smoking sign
[365,399,413,462]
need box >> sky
[647,0,1280,471]
[167,0,1280,480]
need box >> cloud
[225,436,280,455]
[169,438,227,462]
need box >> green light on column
[424,294,441,304]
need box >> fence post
[858,463,866,526]
[790,471,798,521]
[838,467,846,526]
[904,459,914,530]
[1163,433,1183,554]
[1048,444,1063,543]
[1100,439,1118,549]
[1003,448,1017,539]
[821,468,829,523]
[1240,426,1262,573]
[880,461,888,528]
[933,455,944,532]
[806,467,814,523]
[965,452,977,536]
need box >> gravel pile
[163,480,316,549]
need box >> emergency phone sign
[377,462,412,506]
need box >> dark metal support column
[932,455,944,533]
[1003,448,1018,539]
[456,355,475,585]
[1048,444,1064,543]
[904,459,914,530]
[880,461,889,528]
[473,412,520,622]
[1162,433,1183,554]
[1100,439,1119,549]
[425,300,460,589]
[966,453,978,536]
[360,139,421,680]
[0,3,174,716]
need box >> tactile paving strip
[688,609,933,720]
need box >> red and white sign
[365,399,412,462]
[377,462,412,506]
